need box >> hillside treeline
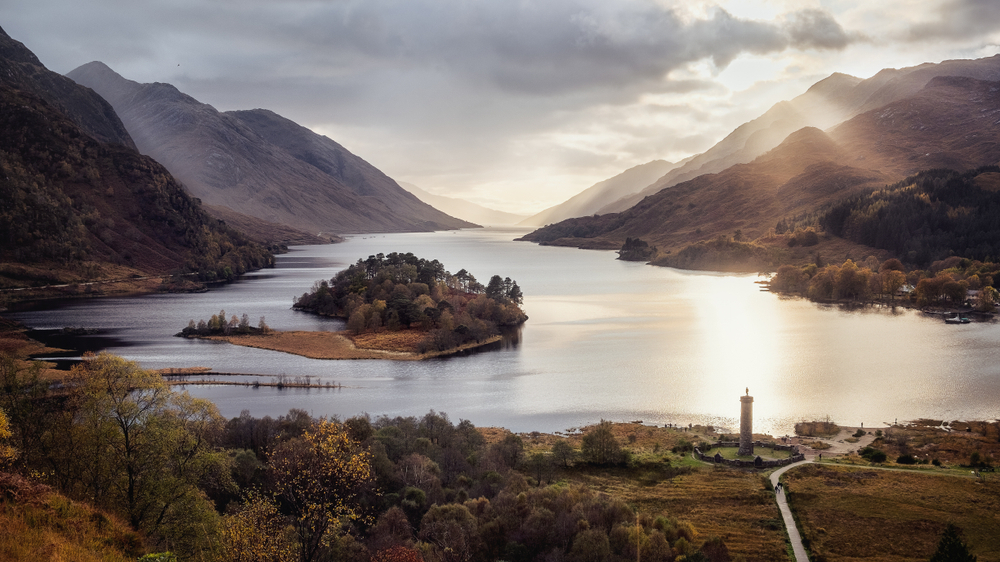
[0,352,726,562]
[0,86,273,285]
[771,254,1000,309]
[294,253,527,351]
[821,167,1000,266]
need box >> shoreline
[194,330,503,361]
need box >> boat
[944,314,971,324]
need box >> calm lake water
[9,227,1000,435]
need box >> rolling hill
[67,62,476,236]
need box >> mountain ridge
[519,74,1000,269]
[518,159,680,226]
[595,54,1000,216]
[67,61,476,235]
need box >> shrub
[896,454,918,465]
[859,447,887,463]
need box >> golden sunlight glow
[691,276,785,421]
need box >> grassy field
[512,423,790,561]
[563,465,789,561]
[782,463,1000,562]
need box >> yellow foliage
[218,492,296,562]
[0,408,16,466]
[269,419,375,561]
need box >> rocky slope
[67,62,476,235]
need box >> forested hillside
[0,86,272,288]
[0,27,273,293]
[821,167,1000,265]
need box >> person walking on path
[771,461,811,562]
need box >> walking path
[771,460,812,562]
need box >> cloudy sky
[5,0,1000,214]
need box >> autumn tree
[269,419,374,562]
[977,286,999,312]
[0,408,16,467]
[218,491,296,562]
[74,352,227,557]
[581,420,627,465]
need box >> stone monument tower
[738,388,754,456]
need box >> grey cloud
[782,9,854,50]
[120,1,855,97]
[906,0,1000,41]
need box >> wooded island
[294,252,526,354]
[179,253,527,359]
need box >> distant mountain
[598,55,1000,215]
[67,62,476,235]
[0,26,135,149]
[398,182,526,226]
[520,75,1000,269]
[0,27,272,288]
[518,160,680,226]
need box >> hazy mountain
[598,55,1000,215]
[0,27,272,287]
[67,62,476,235]
[0,26,135,149]
[518,159,680,226]
[398,182,526,226]
[520,75,1000,267]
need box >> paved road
[771,460,813,562]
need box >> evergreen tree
[930,524,977,562]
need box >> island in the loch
[178,252,528,359]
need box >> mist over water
[10,228,1000,435]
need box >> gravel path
[771,460,812,562]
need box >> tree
[269,419,374,562]
[552,440,576,467]
[977,286,999,312]
[75,352,227,556]
[880,269,907,300]
[930,524,977,562]
[0,408,16,467]
[419,503,480,562]
[507,281,523,305]
[581,420,626,465]
[218,492,296,562]
[486,275,506,301]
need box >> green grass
[703,446,793,461]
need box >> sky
[5,1,1000,215]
